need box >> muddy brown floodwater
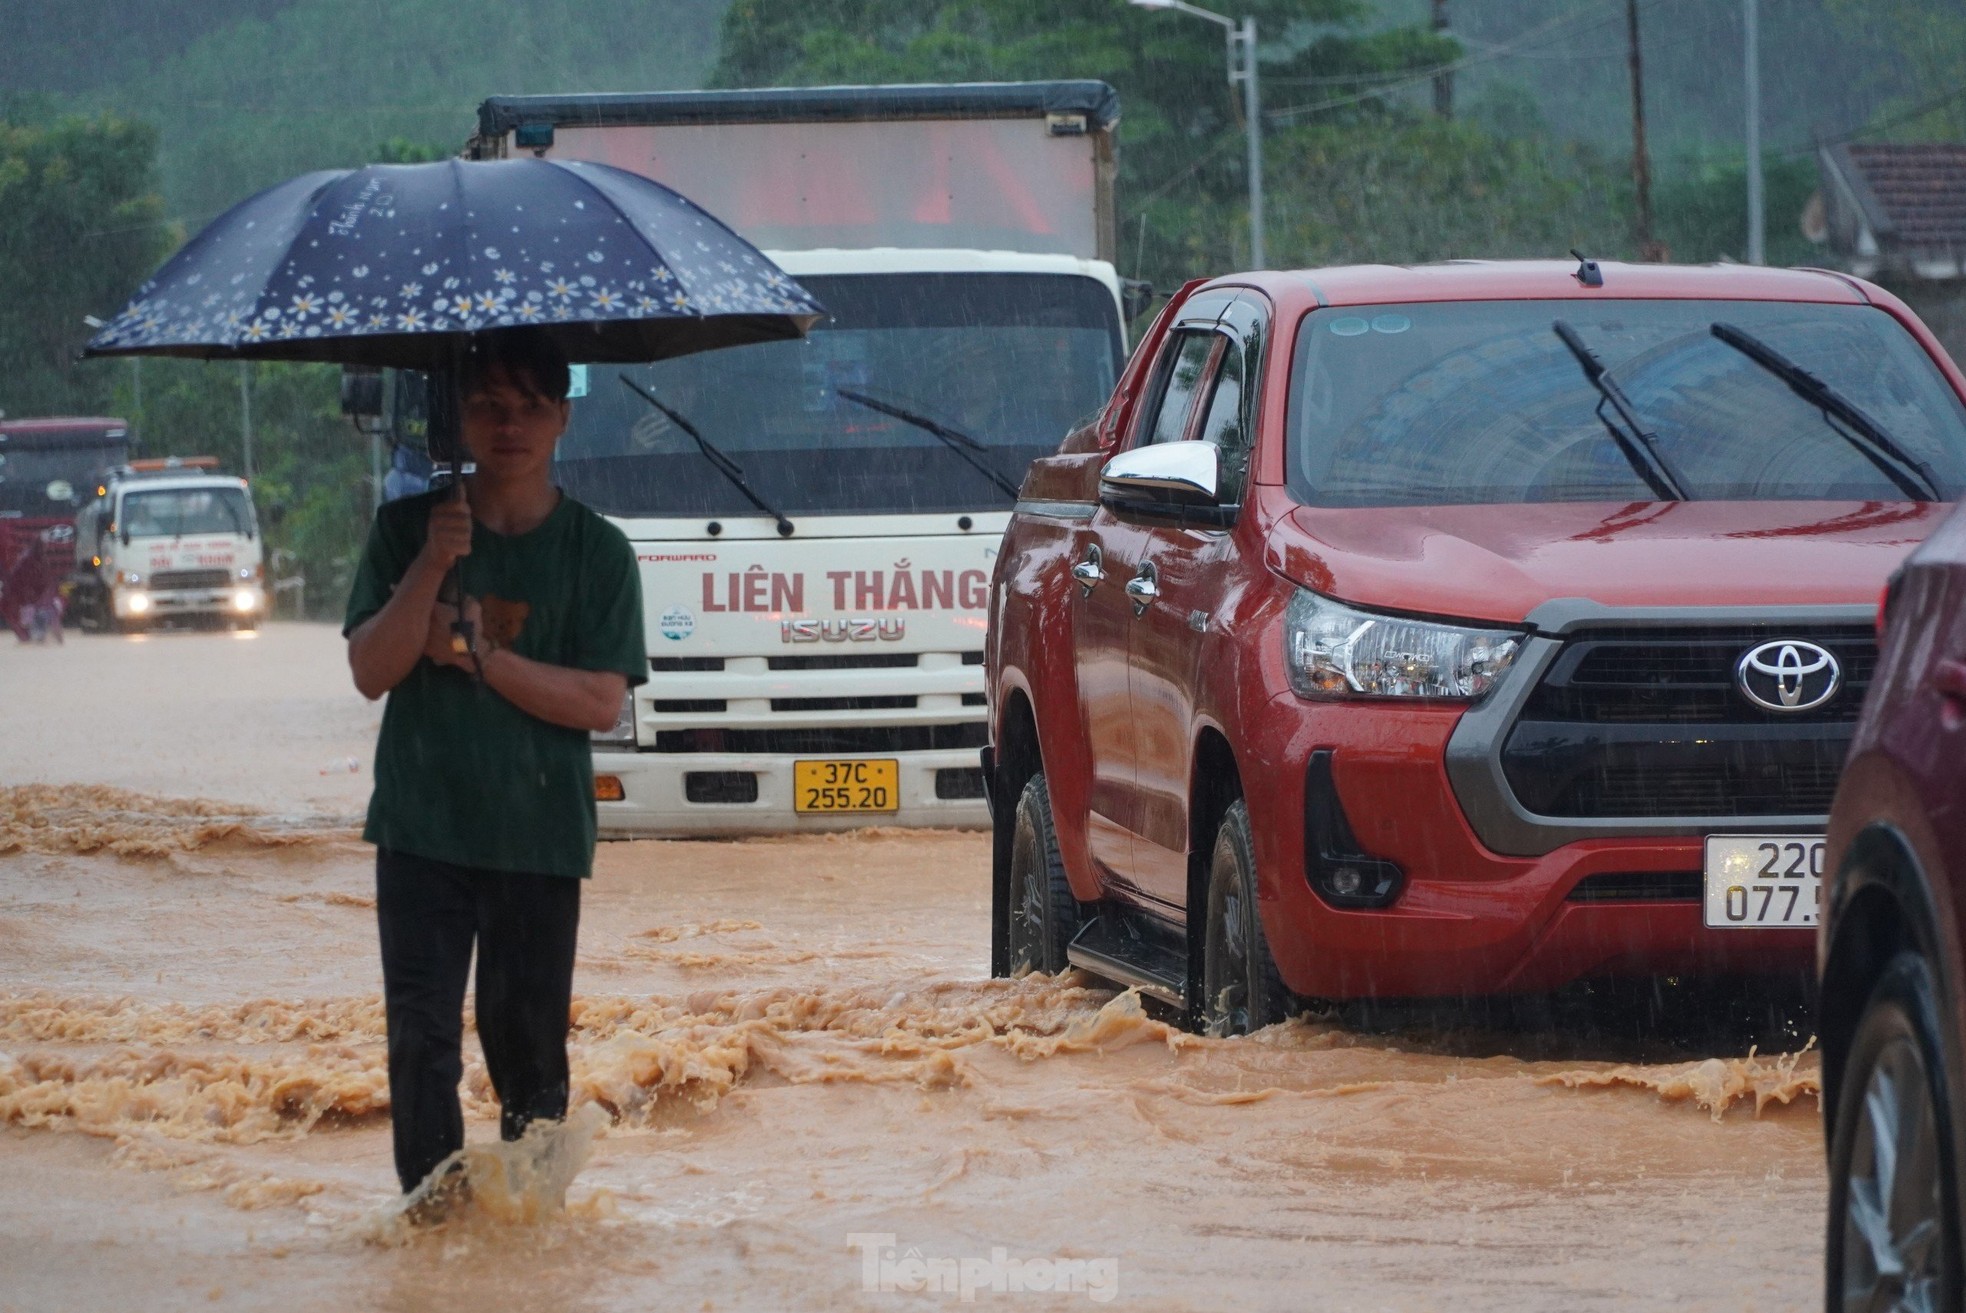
[0,623,1825,1311]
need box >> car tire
[1826,950,1961,1312]
[1198,799,1293,1036]
[1003,773,1077,976]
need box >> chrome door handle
[1072,544,1105,597]
[1125,568,1159,614]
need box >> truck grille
[651,723,987,755]
[768,653,918,671]
[151,568,232,591]
[1500,626,1873,819]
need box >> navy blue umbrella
[82,158,823,369]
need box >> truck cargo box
[471,81,1119,262]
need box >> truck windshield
[0,440,127,516]
[1288,299,1966,506]
[120,487,253,538]
[555,273,1123,518]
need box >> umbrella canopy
[81,158,824,370]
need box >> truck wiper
[618,376,794,537]
[1710,322,1942,501]
[1552,319,1691,501]
[834,387,1022,502]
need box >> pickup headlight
[591,691,637,746]
[1284,591,1522,701]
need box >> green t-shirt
[343,489,646,878]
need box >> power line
[1264,3,1628,126]
[1774,81,1966,158]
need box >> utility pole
[1626,0,1663,261]
[238,361,254,481]
[1128,0,1265,268]
[1236,14,1265,267]
[1744,0,1765,264]
[1432,0,1453,119]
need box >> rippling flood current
[0,627,1823,1311]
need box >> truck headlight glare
[1285,591,1522,701]
[591,691,637,746]
[232,590,258,612]
[126,592,151,615]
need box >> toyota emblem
[1736,640,1842,712]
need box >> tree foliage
[100,0,727,218]
[0,114,172,419]
[1269,118,1629,268]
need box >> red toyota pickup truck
[982,259,1966,1034]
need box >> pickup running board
[1066,912,1186,1008]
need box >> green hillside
[58,0,731,219]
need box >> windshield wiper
[834,387,1022,502]
[1710,322,1942,501]
[619,377,794,537]
[1552,319,1691,501]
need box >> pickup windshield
[1288,299,1966,506]
[554,273,1123,518]
[120,487,253,538]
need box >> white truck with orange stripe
[71,457,267,633]
[467,82,1130,834]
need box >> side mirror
[1098,440,1237,527]
[119,525,131,546]
[341,365,386,432]
[1121,279,1157,323]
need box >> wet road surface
[0,624,1823,1311]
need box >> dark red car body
[985,260,1963,1007]
[1819,501,1966,1301]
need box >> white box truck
[467,82,1131,835]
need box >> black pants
[375,848,582,1193]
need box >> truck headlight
[125,592,151,615]
[1284,591,1522,701]
[232,589,259,612]
[591,691,637,746]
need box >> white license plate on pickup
[1703,836,1824,929]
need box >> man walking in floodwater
[343,330,645,1213]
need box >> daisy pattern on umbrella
[80,156,822,366]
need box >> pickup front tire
[1003,774,1078,976]
[1198,800,1292,1036]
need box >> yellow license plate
[794,759,899,814]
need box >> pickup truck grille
[151,568,232,591]
[1500,626,1874,819]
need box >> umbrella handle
[445,469,476,660]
